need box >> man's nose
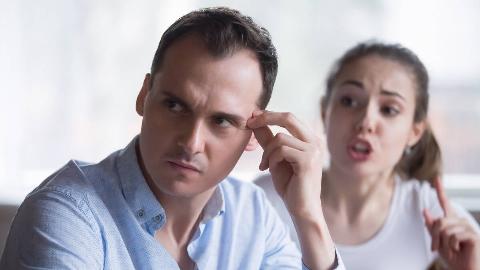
[178,121,206,155]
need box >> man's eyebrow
[162,91,249,127]
[212,112,249,130]
[213,112,248,127]
[161,91,191,110]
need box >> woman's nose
[355,104,377,134]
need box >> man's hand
[423,177,480,270]
[247,110,336,270]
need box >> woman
[256,41,480,269]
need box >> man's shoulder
[253,173,273,187]
[220,176,270,208]
[3,161,108,269]
[253,173,277,196]
[26,153,120,210]
[221,175,265,195]
[32,160,101,194]
[21,161,94,214]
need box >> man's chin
[150,171,212,196]
[158,180,216,200]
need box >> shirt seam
[27,185,97,232]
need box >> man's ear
[136,73,151,116]
[408,120,427,147]
[244,133,259,151]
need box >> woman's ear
[408,121,427,147]
[244,133,258,151]
[320,96,327,122]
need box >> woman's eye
[340,96,357,107]
[381,106,399,116]
[164,99,184,113]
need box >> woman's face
[323,55,425,178]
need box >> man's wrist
[302,248,339,270]
[293,209,336,270]
[288,202,324,223]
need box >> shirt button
[137,209,145,218]
[154,215,163,222]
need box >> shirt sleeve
[302,249,346,270]
[260,192,303,269]
[0,186,103,269]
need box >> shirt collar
[201,185,225,223]
[116,136,226,228]
[116,136,165,228]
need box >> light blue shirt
[1,137,321,269]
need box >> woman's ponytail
[395,124,442,183]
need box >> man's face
[136,35,262,199]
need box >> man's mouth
[167,160,201,173]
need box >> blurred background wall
[1,0,479,252]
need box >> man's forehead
[158,33,261,72]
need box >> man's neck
[158,187,216,240]
[154,187,216,270]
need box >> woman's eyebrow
[340,80,364,89]
[380,89,406,101]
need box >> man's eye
[340,96,357,107]
[381,106,399,116]
[164,99,184,113]
[213,117,232,128]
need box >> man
[1,7,342,270]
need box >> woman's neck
[322,165,395,211]
[321,165,397,244]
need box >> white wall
[1,0,479,204]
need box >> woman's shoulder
[397,177,432,194]
[398,177,479,229]
[397,177,434,200]
[395,177,442,214]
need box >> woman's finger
[441,223,467,252]
[433,177,453,217]
[423,208,434,230]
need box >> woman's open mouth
[348,139,373,161]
